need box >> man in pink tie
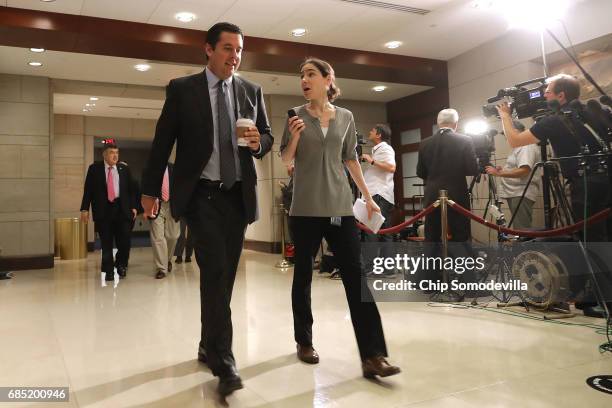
[148,163,180,279]
[80,139,138,281]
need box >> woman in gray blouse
[281,57,400,379]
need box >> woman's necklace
[308,103,333,126]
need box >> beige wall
[0,74,52,256]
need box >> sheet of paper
[353,198,385,233]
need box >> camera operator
[485,120,541,229]
[497,74,610,242]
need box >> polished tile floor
[1,247,611,407]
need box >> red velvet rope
[448,201,610,238]
[356,202,437,234]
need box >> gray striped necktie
[217,80,236,189]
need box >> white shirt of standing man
[362,126,396,204]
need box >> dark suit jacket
[80,161,136,222]
[416,129,478,207]
[142,71,273,224]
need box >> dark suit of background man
[417,109,478,282]
[81,139,137,281]
[141,22,273,396]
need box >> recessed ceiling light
[40,0,56,3]
[134,63,151,72]
[85,104,92,107]
[174,12,196,23]
[372,85,387,92]
[89,97,99,101]
[82,109,89,112]
[30,48,45,53]
[384,41,402,49]
[28,61,43,67]
[291,28,307,37]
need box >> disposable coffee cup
[236,118,255,147]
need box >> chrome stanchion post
[439,189,449,285]
[275,203,292,268]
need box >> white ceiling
[2,0,522,60]
[0,44,431,118]
[54,94,164,119]
[2,0,608,119]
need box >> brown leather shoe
[362,356,401,379]
[297,344,319,364]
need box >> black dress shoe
[218,374,243,396]
[104,272,114,281]
[168,262,173,273]
[184,257,192,263]
[175,257,183,264]
[155,270,166,279]
[117,267,127,278]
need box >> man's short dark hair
[549,74,580,102]
[374,124,392,143]
[205,22,243,49]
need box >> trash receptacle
[54,218,87,260]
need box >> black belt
[199,179,241,191]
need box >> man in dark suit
[81,139,138,281]
[141,22,273,396]
[417,109,478,284]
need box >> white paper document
[352,198,386,233]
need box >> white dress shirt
[363,141,395,204]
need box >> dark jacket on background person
[80,161,136,222]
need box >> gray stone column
[0,74,53,265]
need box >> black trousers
[174,219,194,259]
[569,175,612,305]
[184,181,247,377]
[290,216,388,360]
[424,204,471,243]
[362,195,394,272]
[569,175,610,242]
[95,200,132,274]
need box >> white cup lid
[236,118,255,126]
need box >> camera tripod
[468,168,530,307]
[508,146,574,231]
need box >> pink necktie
[107,167,116,202]
[161,168,170,202]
